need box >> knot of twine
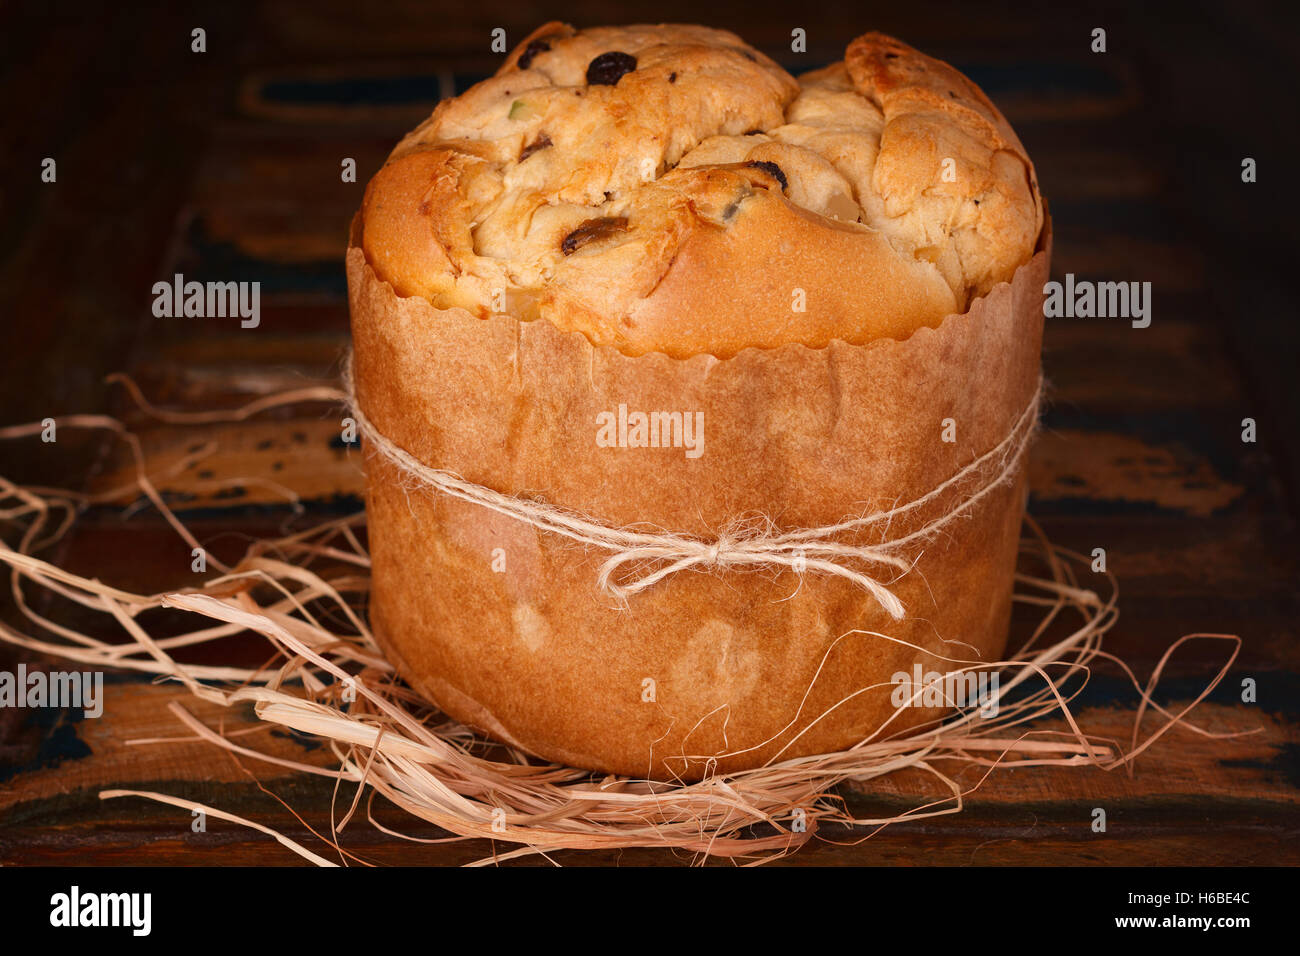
[342,352,1041,621]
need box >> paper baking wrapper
[347,219,1050,780]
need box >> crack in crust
[360,23,1043,358]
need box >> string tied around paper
[342,352,1042,621]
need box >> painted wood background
[0,0,1296,864]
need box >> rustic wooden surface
[1,0,1297,865]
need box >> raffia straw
[98,789,339,866]
[0,375,1250,865]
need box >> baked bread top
[359,22,1043,358]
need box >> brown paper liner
[348,217,1050,780]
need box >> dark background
[0,0,1297,865]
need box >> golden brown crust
[359,24,1042,358]
[839,33,1042,308]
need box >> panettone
[348,22,1049,779]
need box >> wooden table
[1,0,1296,865]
